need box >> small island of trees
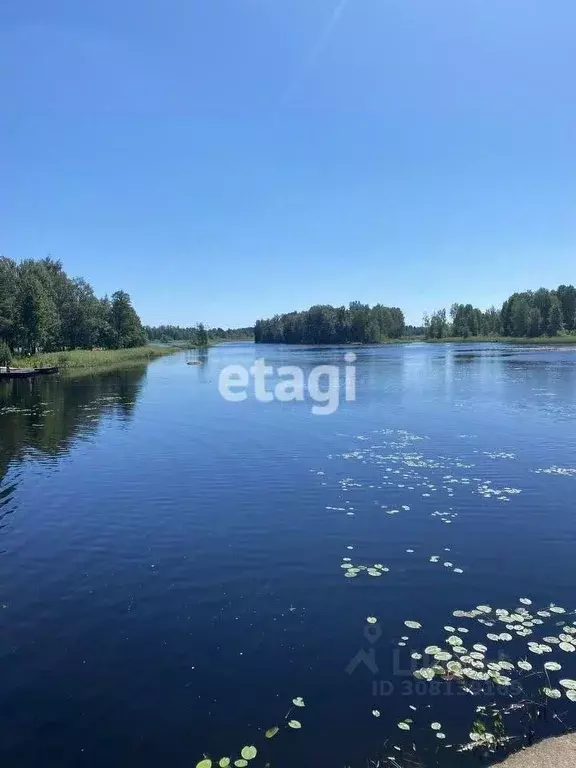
[255,303,405,344]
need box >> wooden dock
[0,366,59,379]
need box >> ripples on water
[1,344,576,767]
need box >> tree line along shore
[2,257,576,373]
[255,285,576,344]
[0,257,248,371]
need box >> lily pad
[240,747,257,761]
[288,720,302,729]
[196,761,212,768]
[292,697,305,707]
[543,687,562,699]
[265,727,279,739]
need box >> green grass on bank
[421,335,576,344]
[12,345,178,372]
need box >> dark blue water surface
[1,343,576,767]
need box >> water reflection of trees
[0,366,148,484]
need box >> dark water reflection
[0,367,147,517]
[0,344,576,767]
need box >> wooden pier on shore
[0,366,59,379]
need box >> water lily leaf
[366,617,377,624]
[292,697,305,707]
[219,760,230,768]
[566,690,576,702]
[372,709,380,717]
[559,679,576,690]
[404,620,422,630]
[544,662,562,672]
[196,761,212,768]
[265,727,279,739]
[543,687,562,699]
[240,747,257,761]
[550,606,566,614]
[397,721,410,730]
[234,761,248,768]
[288,720,302,729]
[424,646,442,655]
[431,722,442,730]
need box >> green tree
[547,296,564,335]
[557,285,576,331]
[366,319,381,343]
[533,288,553,328]
[16,273,59,353]
[527,307,542,337]
[196,322,209,347]
[111,290,147,348]
[0,257,18,347]
[426,309,448,339]
[0,340,12,367]
[511,297,530,337]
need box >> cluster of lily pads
[330,430,527,514]
[431,508,458,524]
[195,697,305,768]
[475,481,521,501]
[429,553,464,574]
[534,466,576,478]
[402,600,576,704]
[477,451,516,460]
[341,557,389,578]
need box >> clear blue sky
[1,0,575,328]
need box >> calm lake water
[1,343,576,767]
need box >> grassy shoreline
[12,345,179,372]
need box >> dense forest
[0,257,147,355]
[145,324,253,345]
[425,285,576,340]
[255,302,405,344]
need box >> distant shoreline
[421,335,576,344]
[253,336,576,346]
